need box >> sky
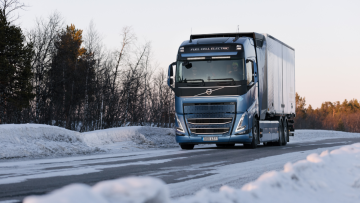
[15,0,360,109]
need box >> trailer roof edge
[189,32,294,51]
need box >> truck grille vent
[190,128,230,135]
[187,118,232,125]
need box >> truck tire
[283,119,289,145]
[216,144,235,148]
[249,118,259,149]
[180,144,194,150]
[276,119,284,146]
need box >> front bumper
[176,131,252,144]
[175,111,252,144]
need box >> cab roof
[180,32,265,47]
[180,37,249,46]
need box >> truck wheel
[276,120,284,146]
[250,118,259,149]
[180,144,194,150]
[282,120,289,145]
[216,144,235,148]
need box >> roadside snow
[0,124,176,159]
[81,126,177,150]
[176,143,360,203]
[24,143,360,203]
[291,129,360,143]
[0,124,100,159]
[24,177,170,203]
[1,123,359,160]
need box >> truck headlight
[175,114,185,133]
[236,113,247,132]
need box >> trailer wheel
[283,119,289,145]
[276,119,284,146]
[180,144,194,150]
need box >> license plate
[203,137,218,141]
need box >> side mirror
[168,63,174,77]
[253,62,258,83]
[167,62,176,88]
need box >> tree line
[2,1,359,133]
[294,92,360,132]
[0,0,174,131]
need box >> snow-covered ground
[291,129,360,143]
[0,124,176,159]
[23,143,360,203]
[0,148,198,185]
[1,124,360,160]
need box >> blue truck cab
[167,33,296,150]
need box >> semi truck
[167,33,295,149]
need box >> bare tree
[0,0,27,23]
[27,12,64,123]
[81,20,104,131]
[105,26,136,127]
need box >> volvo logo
[194,87,225,97]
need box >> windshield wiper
[208,78,235,82]
[184,79,205,86]
[185,79,205,83]
[208,78,235,85]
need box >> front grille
[187,118,232,125]
[184,102,236,114]
[190,128,230,135]
[184,102,236,136]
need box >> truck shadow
[193,144,277,150]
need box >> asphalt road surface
[1,138,360,202]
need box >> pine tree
[336,118,345,131]
[48,24,95,129]
[0,12,34,123]
[294,92,307,128]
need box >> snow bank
[24,177,170,203]
[176,143,360,203]
[23,143,360,203]
[0,124,100,159]
[81,126,177,148]
[292,129,360,143]
[0,124,176,159]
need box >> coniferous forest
[1,1,359,133]
[294,93,360,132]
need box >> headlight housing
[235,113,247,132]
[175,114,185,133]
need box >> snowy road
[1,137,360,203]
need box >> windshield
[176,59,245,83]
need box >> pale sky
[16,0,360,109]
